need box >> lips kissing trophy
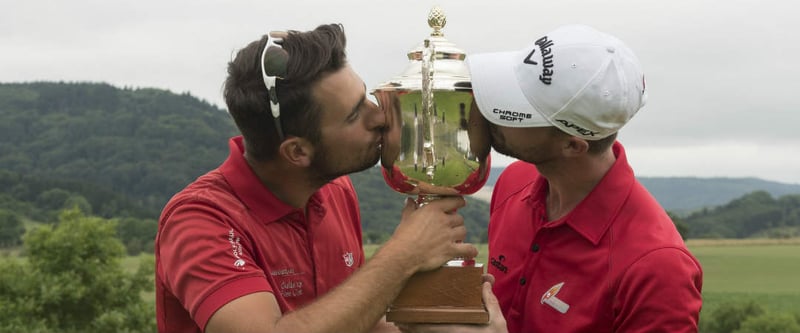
[371,6,491,324]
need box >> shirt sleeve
[614,247,704,333]
[158,199,272,330]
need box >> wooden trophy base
[386,262,489,324]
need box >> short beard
[308,144,379,185]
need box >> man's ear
[564,136,589,157]
[278,137,313,167]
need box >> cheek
[489,126,502,142]
[326,126,364,146]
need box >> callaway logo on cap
[466,24,647,140]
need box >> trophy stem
[415,194,441,206]
[421,38,436,181]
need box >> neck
[538,148,616,221]
[245,153,317,208]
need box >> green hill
[0,82,236,214]
[0,82,488,243]
[488,170,800,214]
[638,177,800,214]
[2,82,799,244]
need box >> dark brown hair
[588,132,617,154]
[550,127,617,155]
[223,23,348,161]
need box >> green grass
[688,242,800,294]
[687,239,800,326]
[363,243,490,266]
[122,254,147,273]
[123,253,156,306]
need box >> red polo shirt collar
[525,142,635,245]
[218,136,322,224]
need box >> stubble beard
[309,143,380,184]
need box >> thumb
[400,197,417,219]
[482,281,502,320]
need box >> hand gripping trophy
[372,6,491,324]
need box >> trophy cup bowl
[372,6,491,324]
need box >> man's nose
[368,99,387,130]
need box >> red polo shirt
[488,142,703,333]
[155,136,364,333]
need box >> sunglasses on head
[260,32,289,141]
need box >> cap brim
[467,51,551,128]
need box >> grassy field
[123,254,156,305]
[686,238,800,325]
[365,243,492,263]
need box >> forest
[1,82,800,253]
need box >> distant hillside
[0,82,236,215]
[1,82,796,242]
[486,167,800,213]
[0,82,488,242]
[638,177,800,213]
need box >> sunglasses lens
[264,46,288,77]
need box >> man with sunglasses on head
[155,23,477,333]
[401,24,703,333]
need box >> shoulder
[498,160,538,179]
[321,175,358,201]
[620,243,702,284]
[159,169,242,226]
[319,175,360,211]
[327,175,356,192]
[491,161,539,210]
[613,247,703,332]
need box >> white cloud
[2,0,799,183]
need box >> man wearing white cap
[459,24,704,332]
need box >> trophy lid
[374,6,471,92]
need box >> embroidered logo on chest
[541,282,570,314]
[490,255,509,273]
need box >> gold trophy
[372,6,491,324]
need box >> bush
[0,209,24,247]
[705,299,764,333]
[0,207,155,332]
[734,313,800,333]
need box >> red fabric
[381,165,416,193]
[453,154,491,195]
[488,142,703,333]
[155,136,364,333]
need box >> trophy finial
[427,6,446,37]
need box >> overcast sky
[3,0,799,184]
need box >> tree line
[0,82,491,252]
[1,82,799,255]
[682,191,800,239]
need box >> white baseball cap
[466,24,647,140]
